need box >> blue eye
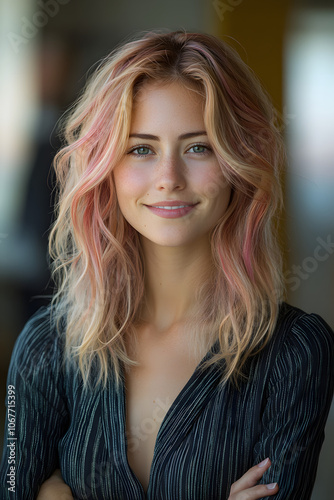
[190,145,205,153]
[128,146,153,156]
[188,144,211,155]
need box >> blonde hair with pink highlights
[49,29,286,391]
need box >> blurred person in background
[0,29,333,499]
[3,33,77,324]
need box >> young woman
[1,29,333,500]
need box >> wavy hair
[49,29,286,391]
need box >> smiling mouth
[149,205,192,210]
[144,202,199,209]
[144,203,199,219]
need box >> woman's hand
[228,458,279,499]
[36,469,74,500]
[35,461,277,500]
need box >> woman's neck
[138,234,214,332]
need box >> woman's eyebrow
[128,131,207,140]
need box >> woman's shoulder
[9,305,65,380]
[264,301,334,386]
[275,301,334,350]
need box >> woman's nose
[154,154,186,191]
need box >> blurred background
[0,0,333,497]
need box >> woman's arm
[38,460,278,500]
[251,313,334,499]
[0,308,69,500]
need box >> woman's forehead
[132,77,204,103]
[129,81,206,132]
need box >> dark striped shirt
[0,302,333,499]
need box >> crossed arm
[37,459,279,499]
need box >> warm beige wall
[212,0,291,109]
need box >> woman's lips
[144,203,199,218]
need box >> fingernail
[258,457,269,467]
[266,483,277,490]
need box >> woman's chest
[59,330,264,499]
[124,329,206,494]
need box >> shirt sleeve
[252,312,334,499]
[0,307,70,500]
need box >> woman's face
[113,80,231,249]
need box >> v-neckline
[119,337,222,497]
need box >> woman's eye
[128,146,153,156]
[187,144,211,155]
